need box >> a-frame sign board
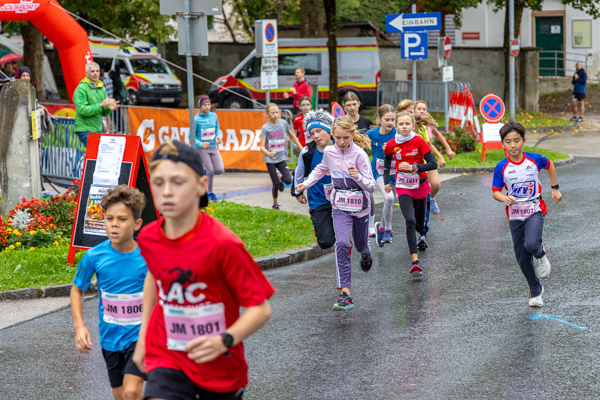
[68,133,159,264]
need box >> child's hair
[265,103,279,115]
[499,121,526,141]
[332,116,372,150]
[414,100,428,111]
[375,104,396,129]
[342,91,360,105]
[414,113,437,131]
[298,96,311,106]
[148,141,179,173]
[395,110,415,125]
[397,99,415,112]
[101,185,146,220]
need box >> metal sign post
[509,0,515,122]
[411,3,417,101]
[183,0,195,143]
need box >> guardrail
[40,117,85,187]
[539,50,589,77]
[377,80,471,112]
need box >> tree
[20,23,45,101]
[300,0,325,37]
[221,0,300,41]
[323,0,338,107]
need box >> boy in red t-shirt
[133,140,274,399]
[382,112,437,277]
[292,96,313,147]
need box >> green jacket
[73,77,112,133]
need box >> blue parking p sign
[401,32,428,59]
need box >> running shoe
[382,230,393,244]
[272,204,280,210]
[410,261,423,277]
[208,192,218,202]
[360,254,372,272]
[570,116,578,122]
[529,286,544,307]
[417,235,428,251]
[278,182,285,192]
[375,222,385,247]
[577,117,584,122]
[535,246,551,279]
[332,292,355,311]
[431,198,440,215]
[368,225,376,238]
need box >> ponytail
[332,116,372,150]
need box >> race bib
[101,291,143,326]
[376,159,396,175]
[324,183,333,200]
[164,302,226,351]
[201,128,216,141]
[268,139,286,151]
[333,189,363,212]
[395,172,420,189]
[509,201,536,221]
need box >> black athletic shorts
[101,341,147,388]
[144,367,244,400]
[573,93,586,101]
[309,202,335,249]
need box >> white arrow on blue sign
[386,12,442,33]
[401,32,428,59]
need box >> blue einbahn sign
[386,12,442,33]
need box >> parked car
[209,37,380,109]
[89,36,183,107]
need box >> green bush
[435,126,477,154]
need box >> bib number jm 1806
[102,291,144,326]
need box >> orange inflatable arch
[0,0,92,101]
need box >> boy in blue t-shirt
[70,186,148,400]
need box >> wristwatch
[551,184,560,190]
[221,333,234,349]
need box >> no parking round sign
[479,94,505,123]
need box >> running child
[293,109,336,249]
[260,103,303,210]
[71,185,148,400]
[365,104,397,247]
[133,140,274,399]
[383,111,438,277]
[195,95,224,202]
[297,116,375,311]
[492,122,561,307]
[292,96,313,147]
[342,91,373,133]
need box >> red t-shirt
[383,135,431,180]
[292,80,312,108]
[137,213,275,393]
[293,114,309,147]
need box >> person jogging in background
[293,109,336,249]
[70,186,148,400]
[297,117,375,311]
[133,140,274,399]
[342,91,372,133]
[260,103,303,210]
[283,67,313,115]
[292,96,313,147]
[366,104,397,248]
[383,112,438,277]
[571,61,587,122]
[195,95,224,202]
[492,122,561,307]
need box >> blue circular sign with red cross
[265,23,275,42]
[479,94,505,123]
[331,102,345,119]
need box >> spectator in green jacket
[73,62,119,146]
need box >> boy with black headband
[133,140,274,399]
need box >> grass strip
[442,145,569,168]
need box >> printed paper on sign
[93,136,126,186]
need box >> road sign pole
[266,89,270,105]
[444,58,449,131]
[183,0,195,143]
[509,0,515,122]
[411,4,417,101]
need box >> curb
[439,155,575,174]
[0,243,334,301]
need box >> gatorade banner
[128,107,269,171]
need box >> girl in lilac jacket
[297,116,375,311]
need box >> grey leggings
[198,148,224,193]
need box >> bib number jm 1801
[163,302,226,351]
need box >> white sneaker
[534,247,551,279]
[368,226,376,238]
[529,286,544,307]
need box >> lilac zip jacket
[303,140,375,217]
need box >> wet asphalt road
[1,158,599,399]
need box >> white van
[89,36,183,107]
[209,37,380,109]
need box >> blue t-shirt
[73,240,148,352]
[366,126,397,183]
[194,111,221,149]
[294,146,332,210]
